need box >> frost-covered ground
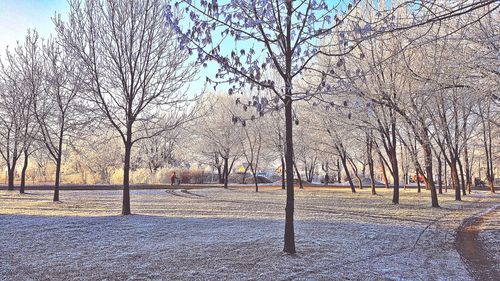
[1,187,498,280]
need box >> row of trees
[1,0,498,254]
[0,0,197,214]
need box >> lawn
[1,187,498,280]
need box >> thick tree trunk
[20,150,29,194]
[450,159,461,201]
[7,163,16,191]
[122,138,132,215]
[389,150,399,204]
[283,96,295,254]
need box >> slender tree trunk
[341,155,355,193]
[437,155,443,194]
[444,160,448,193]
[281,157,285,190]
[423,144,439,207]
[457,158,467,196]
[53,157,62,202]
[336,158,341,183]
[380,156,389,189]
[464,146,472,194]
[368,159,376,195]
[283,96,295,254]
[122,135,132,215]
[20,150,29,194]
[223,157,229,189]
[416,169,421,193]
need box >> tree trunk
[336,158,341,183]
[389,150,399,204]
[450,159,461,201]
[217,165,223,184]
[223,157,229,189]
[341,155,356,193]
[457,157,467,196]
[122,137,132,215]
[53,157,62,202]
[423,144,439,207]
[416,168,421,193]
[444,160,448,193]
[7,162,16,191]
[281,157,286,190]
[368,158,376,195]
[437,154,443,194]
[380,156,389,189]
[283,96,295,254]
[20,150,29,194]
[464,146,472,194]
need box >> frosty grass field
[1,187,498,280]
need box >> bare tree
[0,30,40,192]
[32,37,84,201]
[55,0,196,214]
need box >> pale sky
[0,0,213,93]
[0,0,69,51]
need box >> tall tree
[55,0,196,214]
[33,37,84,201]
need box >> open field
[1,187,499,280]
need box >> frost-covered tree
[33,37,86,201]
[55,0,196,215]
[0,30,40,192]
[190,94,244,188]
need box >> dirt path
[456,205,500,281]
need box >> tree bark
[340,155,356,193]
[437,154,443,194]
[416,169,421,193]
[7,161,16,191]
[223,157,229,189]
[422,144,439,207]
[122,136,132,215]
[20,150,29,194]
[450,159,461,201]
[281,157,286,190]
[457,157,467,196]
[283,96,295,254]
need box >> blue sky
[0,0,212,93]
[0,0,69,50]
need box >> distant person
[170,172,177,186]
